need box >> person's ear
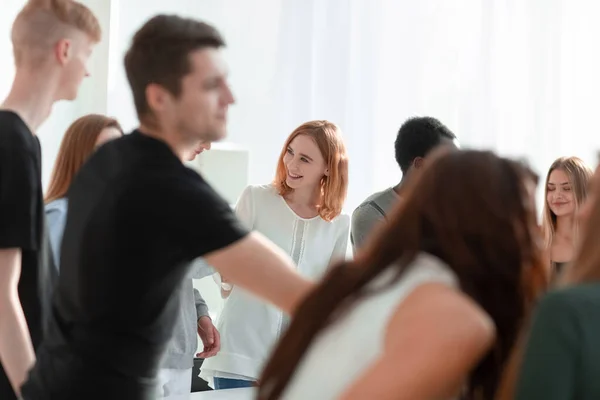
[54,38,72,66]
[413,157,425,169]
[146,84,172,115]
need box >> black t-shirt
[0,111,51,400]
[22,131,248,400]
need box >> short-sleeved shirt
[350,187,399,253]
[0,111,49,400]
[22,130,248,400]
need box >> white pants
[156,367,193,398]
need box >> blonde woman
[45,114,123,269]
[541,156,592,276]
[201,120,350,389]
[496,165,600,400]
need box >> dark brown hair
[124,15,225,127]
[259,150,548,400]
[45,114,122,203]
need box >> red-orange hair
[273,120,348,221]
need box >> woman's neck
[555,215,574,240]
[285,185,321,210]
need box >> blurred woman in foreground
[258,150,547,400]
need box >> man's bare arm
[0,248,35,396]
[204,232,313,315]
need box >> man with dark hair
[22,15,310,400]
[350,117,458,253]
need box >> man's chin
[206,128,227,142]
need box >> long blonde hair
[273,120,348,221]
[496,161,596,400]
[541,157,592,249]
[561,165,600,284]
[45,114,122,203]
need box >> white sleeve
[330,214,351,264]
[234,185,255,230]
[212,185,256,287]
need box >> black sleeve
[0,148,39,250]
[164,174,249,259]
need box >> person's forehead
[187,47,228,76]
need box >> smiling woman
[542,156,593,277]
[200,120,351,389]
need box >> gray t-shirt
[351,187,399,254]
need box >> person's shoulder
[45,198,68,214]
[539,283,600,314]
[403,252,459,289]
[238,183,280,202]
[247,183,278,196]
[330,212,350,229]
[354,188,396,215]
[0,110,36,151]
[357,187,395,206]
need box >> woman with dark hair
[258,150,548,400]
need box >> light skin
[283,134,329,219]
[95,126,123,148]
[186,140,212,162]
[546,169,575,263]
[0,28,95,395]
[142,48,233,162]
[184,140,221,358]
[139,47,312,315]
[339,283,495,400]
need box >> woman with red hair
[201,120,350,389]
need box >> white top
[282,252,459,400]
[201,184,350,382]
[170,387,254,399]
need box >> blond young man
[0,1,100,398]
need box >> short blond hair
[11,0,101,65]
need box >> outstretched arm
[204,232,312,315]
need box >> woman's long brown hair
[45,114,122,203]
[259,150,547,400]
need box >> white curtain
[14,0,594,210]
[272,0,600,212]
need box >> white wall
[108,0,284,188]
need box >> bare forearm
[0,296,35,396]
[205,232,314,314]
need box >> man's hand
[196,316,220,358]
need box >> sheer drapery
[274,0,600,211]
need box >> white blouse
[201,184,350,382]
